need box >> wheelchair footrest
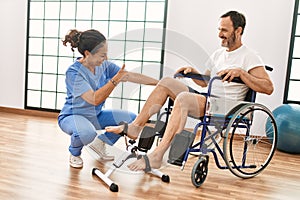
[168,130,195,166]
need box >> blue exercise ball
[270,104,300,154]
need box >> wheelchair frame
[157,69,278,187]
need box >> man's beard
[221,32,236,48]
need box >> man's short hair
[221,11,246,35]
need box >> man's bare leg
[127,92,206,171]
[105,77,189,139]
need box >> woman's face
[85,42,108,67]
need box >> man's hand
[175,66,199,77]
[217,68,243,82]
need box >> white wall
[0,0,27,109]
[165,0,295,111]
[0,0,295,111]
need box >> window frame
[284,0,300,104]
[25,0,168,113]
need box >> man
[104,11,274,171]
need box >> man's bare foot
[127,153,163,171]
[105,123,142,140]
[105,125,123,134]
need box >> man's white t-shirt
[206,45,265,114]
[208,45,265,101]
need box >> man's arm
[218,66,274,95]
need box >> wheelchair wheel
[223,103,277,179]
[191,156,209,187]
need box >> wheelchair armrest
[199,92,208,97]
[174,65,272,84]
[174,71,211,82]
[219,65,273,83]
[220,74,244,84]
[174,71,245,84]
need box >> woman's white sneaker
[69,155,83,168]
[88,138,114,161]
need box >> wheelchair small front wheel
[191,156,209,187]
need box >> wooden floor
[0,109,300,200]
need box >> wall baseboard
[0,106,58,118]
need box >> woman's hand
[114,64,128,83]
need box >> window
[285,0,300,104]
[25,0,168,114]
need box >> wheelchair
[156,66,278,187]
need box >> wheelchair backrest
[244,88,256,102]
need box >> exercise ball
[269,104,300,154]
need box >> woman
[58,29,158,168]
